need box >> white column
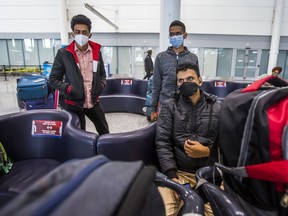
[267,0,284,74]
[59,0,68,46]
[159,0,181,52]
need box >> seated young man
[155,63,222,216]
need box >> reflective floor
[0,76,150,134]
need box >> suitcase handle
[242,75,288,93]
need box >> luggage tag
[93,61,98,73]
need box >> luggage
[216,75,288,215]
[24,93,54,110]
[0,155,165,216]
[17,75,48,101]
[143,75,153,121]
[0,155,204,216]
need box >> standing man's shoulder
[155,47,174,59]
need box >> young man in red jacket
[49,14,109,134]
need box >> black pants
[143,71,152,80]
[66,102,109,135]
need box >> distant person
[49,14,109,135]
[143,50,154,80]
[271,66,282,76]
[150,20,198,122]
[156,63,221,216]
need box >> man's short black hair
[169,20,186,33]
[176,63,200,77]
[71,14,92,32]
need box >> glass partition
[7,39,24,65]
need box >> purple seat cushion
[0,159,60,193]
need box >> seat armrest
[199,182,248,216]
[63,126,97,160]
[97,123,156,164]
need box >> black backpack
[216,76,288,215]
[0,155,165,216]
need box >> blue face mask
[169,35,184,48]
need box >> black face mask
[179,82,199,97]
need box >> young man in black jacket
[156,63,221,216]
[143,49,153,80]
[49,14,109,134]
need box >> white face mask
[75,34,89,46]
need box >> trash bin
[43,61,52,79]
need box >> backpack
[143,76,153,121]
[0,142,13,174]
[0,155,165,216]
[216,76,288,214]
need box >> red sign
[121,79,133,85]
[31,120,63,138]
[214,81,227,87]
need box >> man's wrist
[165,169,177,180]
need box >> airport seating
[0,110,97,196]
[0,109,158,192]
[195,166,248,216]
[96,122,158,166]
[201,80,249,100]
[100,78,148,115]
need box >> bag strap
[242,75,288,93]
[215,161,288,183]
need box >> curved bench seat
[100,78,148,115]
[96,122,158,165]
[100,94,146,115]
[201,80,249,100]
[0,110,97,197]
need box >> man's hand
[150,111,158,122]
[184,139,210,158]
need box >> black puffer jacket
[155,91,222,179]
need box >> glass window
[216,48,233,77]
[38,39,55,64]
[23,39,39,66]
[102,46,114,77]
[118,47,131,76]
[202,48,233,78]
[276,50,287,79]
[133,47,145,79]
[102,46,117,77]
[53,39,62,55]
[0,40,9,65]
[7,39,24,65]
[189,48,200,56]
[246,50,258,78]
[235,50,245,77]
[283,51,288,80]
[203,48,217,77]
[259,50,269,75]
[235,49,258,78]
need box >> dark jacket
[155,91,222,179]
[49,40,106,108]
[144,54,154,73]
[151,46,198,112]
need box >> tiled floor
[0,76,150,134]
